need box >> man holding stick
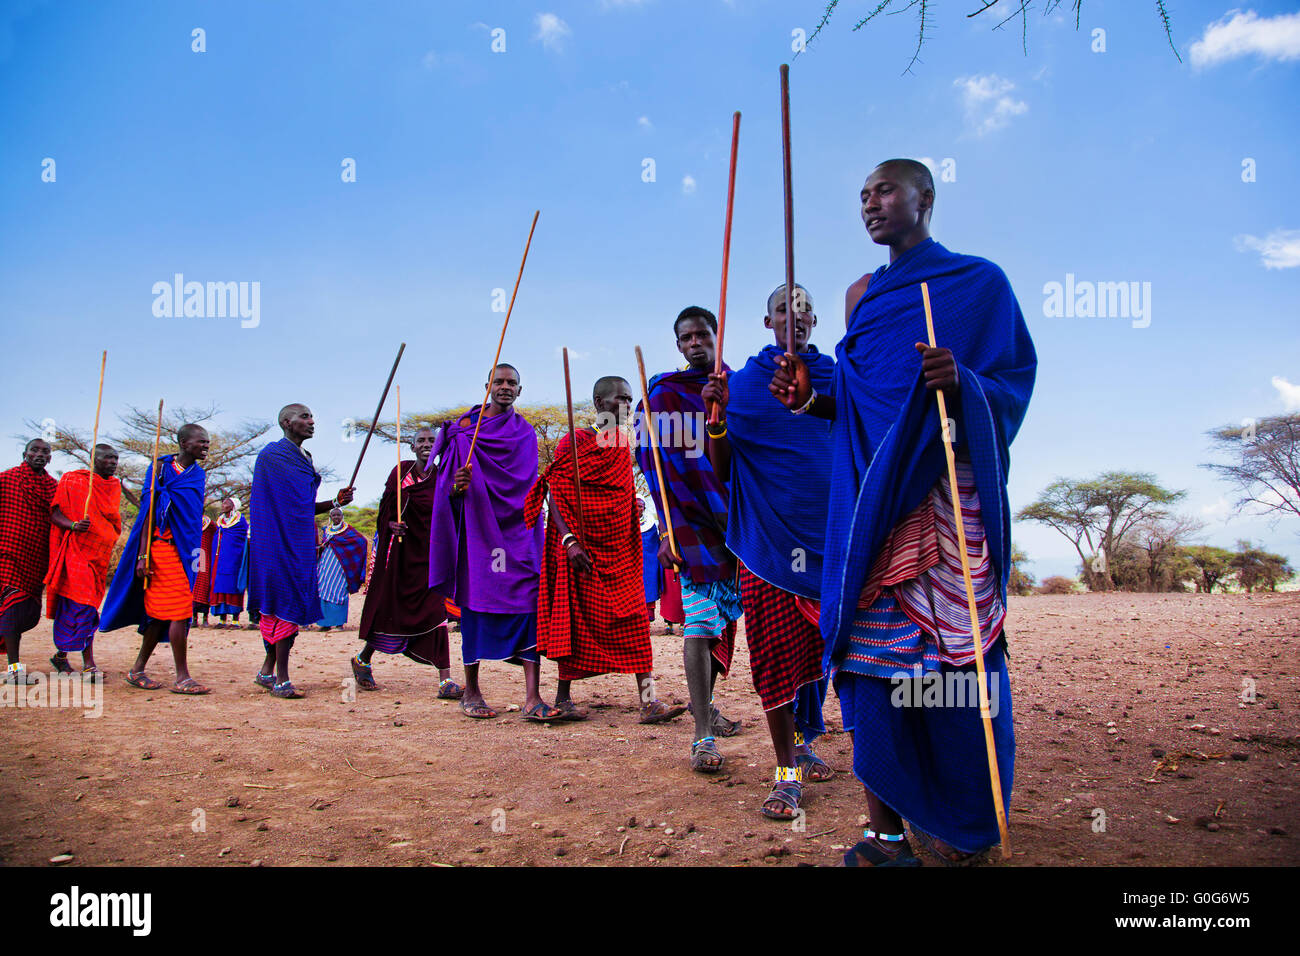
[524,375,686,724]
[637,308,743,774]
[100,424,212,694]
[428,364,560,722]
[353,426,462,696]
[46,443,122,677]
[248,404,354,699]
[0,439,58,683]
[706,283,836,820]
[771,159,1036,865]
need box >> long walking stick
[394,385,404,542]
[141,399,164,590]
[467,210,540,466]
[347,343,406,491]
[709,111,741,426]
[83,350,107,517]
[920,281,1012,860]
[634,347,680,564]
[561,348,586,541]
[779,64,796,356]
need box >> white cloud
[637,115,653,131]
[681,175,696,195]
[421,50,439,69]
[1234,229,1300,269]
[1273,376,1300,412]
[953,74,1027,136]
[1189,9,1300,68]
[1200,496,1231,521]
[533,13,571,52]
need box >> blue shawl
[99,455,206,632]
[725,344,835,598]
[211,516,249,594]
[248,437,322,624]
[821,238,1036,669]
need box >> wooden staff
[709,111,741,426]
[467,210,540,466]
[83,350,107,517]
[633,346,679,564]
[920,280,1012,860]
[780,63,796,356]
[561,348,586,542]
[394,385,404,542]
[347,342,406,491]
[141,399,164,590]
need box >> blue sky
[2,0,1298,579]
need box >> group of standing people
[0,158,1036,865]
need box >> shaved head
[177,422,205,444]
[278,403,308,427]
[874,158,934,202]
[766,283,812,318]
[592,375,629,404]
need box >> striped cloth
[51,595,98,653]
[317,543,349,604]
[680,576,738,675]
[259,614,299,647]
[842,461,1005,679]
[144,533,195,623]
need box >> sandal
[171,677,211,695]
[253,671,275,690]
[910,827,989,868]
[553,699,589,721]
[796,750,835,783]
[270,680,303,699]
[49,654,75,674]
[690,736,724,774]
[522,700,562,723]
[639,700,687,724]
[437,678,464,700]
[688,702,742,738]
[125,671,163,690]
[351,655,378,691]
[760,769,804,820]
[842,831,922,867]
[460,698,498,720]
[81,665,103,682]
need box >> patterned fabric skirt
[260,614,299,649]
[738,565,825,715]
[370,624,451,669]
[460,610,538,666]
[52,595,98,653]
[317,597,348,628]
[680,576,739,676]
[143,538,193,622]
[0,587,40,652]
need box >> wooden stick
[634,346,680,564]
[347,343,406,491]
[920,280,1012,860]
[709,111,741,426]
[394,385,404,542]
[467,210,540,466]
[83,350,107,518]
[561,348,586,542]
[141,399,164,590]
[780,64,796,357]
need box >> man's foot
[351,655,378,691]
[81,665,103,682]
[270,680,303,699]
[760,769,804,820]
[49,653,75,674]
[253,671,275,690]
[687,702,742,737]
[522,700,562,723]
[842,831,922,867]
[690,736,724,773]
[910,828,989,867]
[639,699,687,724]
[553,698,589,721]
[795,747,835,782]
[436,678,464,700]
[460,696,498,719]
[125,670,163,690]
[170,677,210,695]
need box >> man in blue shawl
[428,363,560,722]
[705,282,835,821]
[636,307,743,774]
[101,423,211,695]
[248,404,354,699]
[773,159,1036,866]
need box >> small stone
[650,845,671,859]
[616,826,626,833]
[1151,748,1166,758]
[249,859,263,867]
[236,813,248,822]
[1107,728,1118,735]
[1270,826,1287,836]
[49,853,74,865]
[531,822,543,830]
[393,720,404,727]
[664,828,675,836]
[1231,752,1249,762]
[1164,814,1180,824]
[256,822,269,832]
[549,829,564,838]
[1206,822,1221,832]
[325,853,338,862]
[141,751,153,761]
[554,847,567,857]
[226,796,241,808]
[1054,709,1065,717]
[218,847,232,857]
[626,816,637,828]
[1265,700,1279,710]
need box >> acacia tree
[1229,540,1295,593]
[1183,545,1235,594]
[807,0,1179,72]
[1015,471,1185,590]
[1203,414,1300,528]
[1008,543,1036,595]
[26,405,273,510]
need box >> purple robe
[428,406,542,614]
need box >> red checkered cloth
[739,565,825,711]
[191,517,215,604]
[0,463,57,596]
[524,427,653,680]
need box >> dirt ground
[1,592,1296,867]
